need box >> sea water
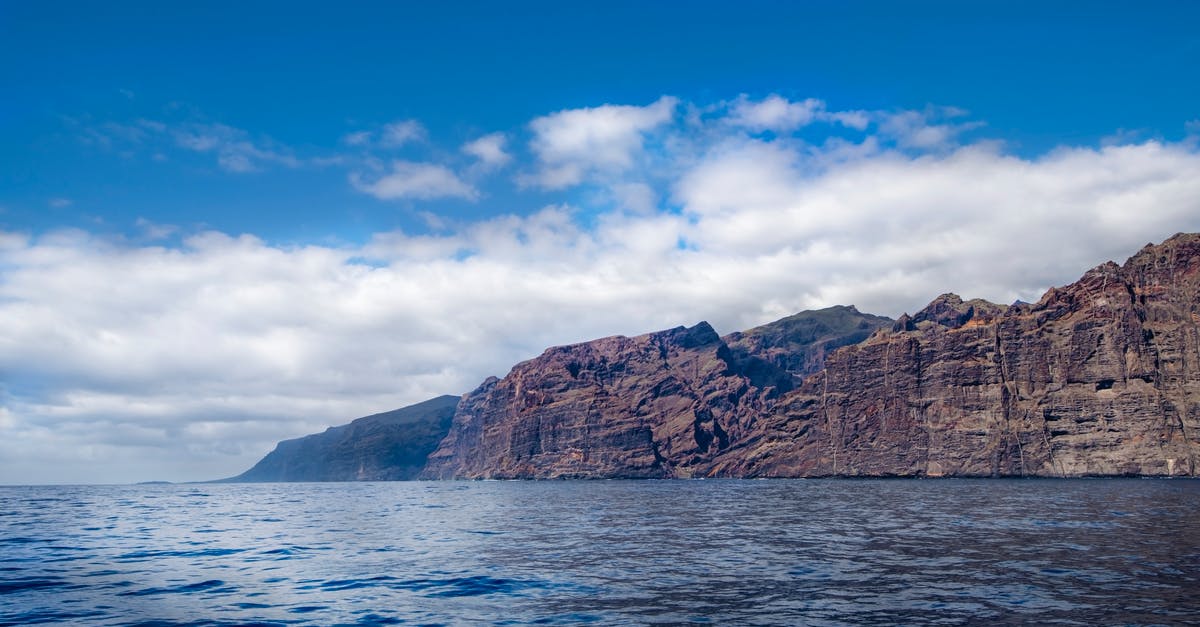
[2,479,1198,625]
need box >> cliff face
[226,395,460,481]
[723,233,1200,477]
[233,234,1200,481]
[421,323,774,479]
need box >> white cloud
[728,94,824,132]
[725,95,872,133]
[462,132,511,168]
[350,160,479,201]
[827,110,871,131]
[48,197,72,208]
[380,119,426,148]
[526,96,678,188]
[7,95,1200,484]
[878,107,983,150]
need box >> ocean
[2,479,1198,625]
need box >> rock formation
[721,233,1200,477]
[421,322,776,479]
[421,308,898,479]
[225,395,459,481]
[231,233,1200,480]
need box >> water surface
[2,479,1198,625]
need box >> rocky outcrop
[225,395,459,481]
[421,323,777,479]
[722,233,1200,477]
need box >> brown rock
[724,233,1200,477]
[422,232,1199,479]
[421,322,775,479]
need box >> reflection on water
[2,479,1198,625]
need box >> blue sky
[4,2,1198,241]
[2,1,1200,483]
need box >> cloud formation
[380,119,427,148]
[6,95,1200,484]
[350,160,479,201]
[525,96,678,188]
[462,132,511,168]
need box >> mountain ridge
[226,233,1200,481]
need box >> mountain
[224,395,459,481]
[424,233,1200,478]
[421,322,772,479]
[420,306,893,479]
[230,233,1200,480]
[722,305,893,392]
[718,233,1200,477]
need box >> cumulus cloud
[6,95,1200,484]
[350,160,479,201]
[726,94,872,133]
[462,132,511,168]
[728,94,824,131]
[525,96,678,188]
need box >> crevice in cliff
[911,337,935,477]
[993,322,1028,476]
[819,371,836,474]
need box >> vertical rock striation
[724,233,1200,477]
[230,233,1200,481]
[421,323,775,478]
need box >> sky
[2,1,1200,484]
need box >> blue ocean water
[1,479,1198,626]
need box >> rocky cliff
[421,308,898,479]
[232,234,1200,480]
[717,233,1200,477]
[421,323,774,479]
[225,394,459,481]
[426,233,1200,478]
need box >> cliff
[225,394,460,481]
[426,233,1200,479]
[719,233,1200,477]
[421,323,773,479]
[421,309,897,479]
[231,233,1200,480]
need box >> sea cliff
[230,233,1200,480]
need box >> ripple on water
[0,577,78,594]
[1,480,1198,625]
[118,579,234,597]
